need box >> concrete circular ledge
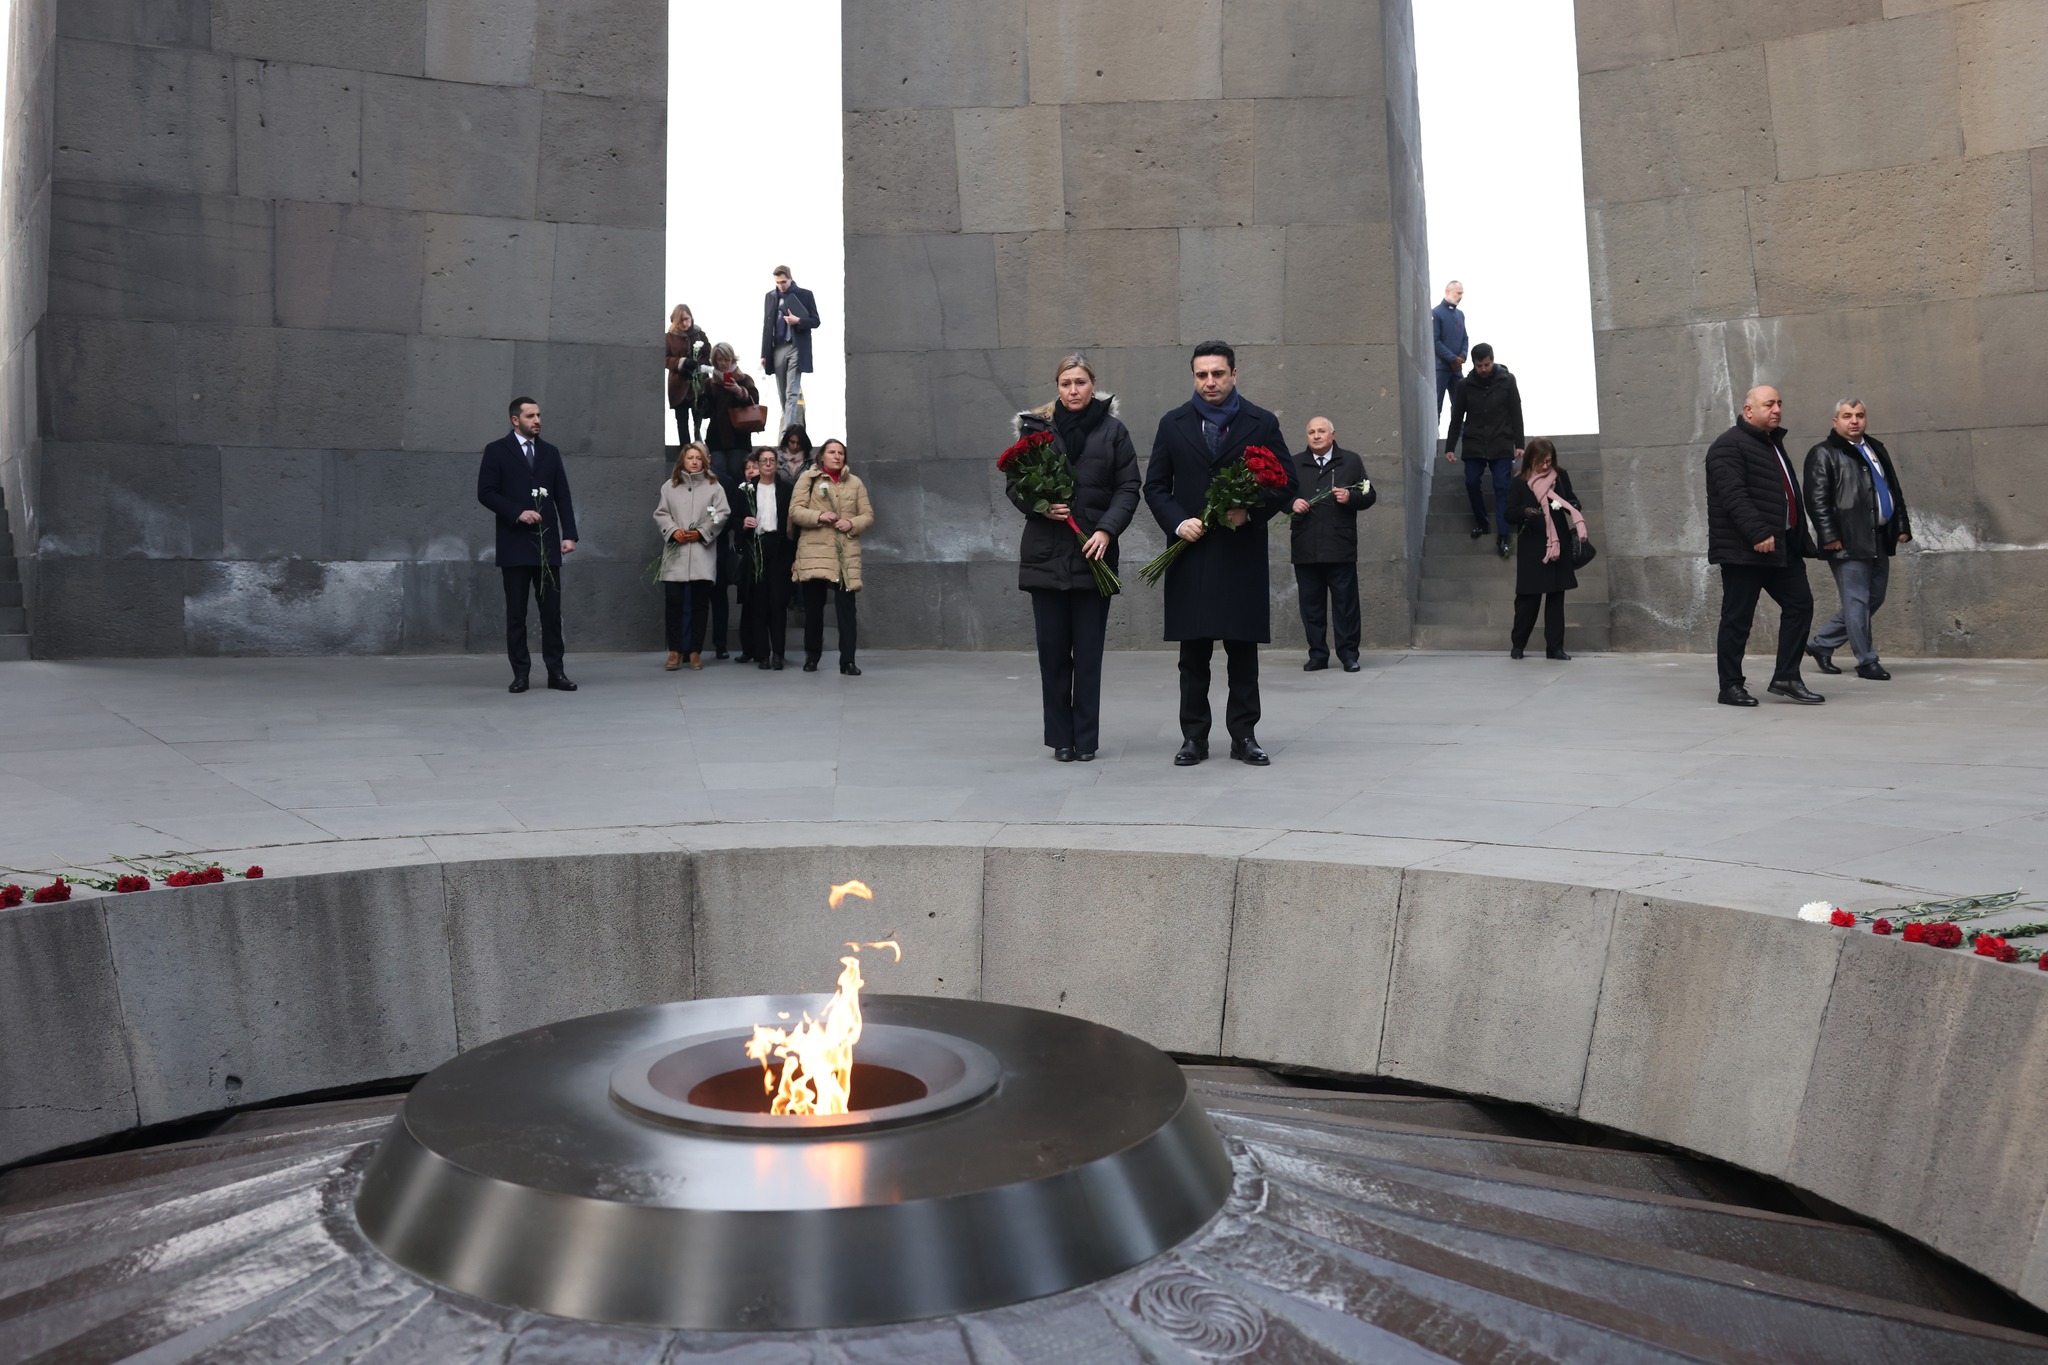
[5,821,2047,1314]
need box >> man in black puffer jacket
[1803,399,1911,682]
[1445,343,1524,558]
[1704,385,1823,707]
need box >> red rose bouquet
[1139,444,1292,586]
[999,429,1120,596]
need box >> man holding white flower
[478,397,579,693]
[1288,416,1376,673]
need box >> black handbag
[1569,523,1597,568]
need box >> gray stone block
[1581,897,1842,1177]
[856,558,943,646]
[1599,446,1708,558]
[1062,101,1253,230]
[549,224,662,347]
[1221,854,1401,1071]
[982,839,1236,1054]
[1222,0,1382,98]
[321,449,485,560]
[1971,425,2048,546]
[1251,97,1386,226]
[404,335,516,452]
[36,440,221,559]
[844,109,961,235]
[844,0,1027,111]
[422,213,556,342]
[210,0,427,76]
[1587,190,1758,332]
[399,558,479,651]
[427,0,537,86]
[233,58,363,206]
[39,315,180,443]
[690,841,985,1001]
[33,556,188,656]
[994,228,1179,348]
[548,450,659,561]
[1025,0,1222,104]
[511,340,661,457]
[221,447,323,559]
[532,0,663,99]
[954,105,1062,233]
[1573,0,1681,73]
[1178,226,1284,345]
[104,865,456,1123]
[1766,12,1963,181]
[1676,0,1884,57]
[845,233,999,354]
[1901,542,2048,658]
[928,347,1035,461]
[360,74,541,219]
[1750,154,2035,314]
[59,0,208,48]
[49,183,273,327]
[55,38,235,194]
[0,902,137,1165]
[1790,928,2048,1292]
[537,92,664,228]
[1379,869,1618,1109]
[1283,223,1394,346]
[1607,552,1717,652]
[275,202,426,334]
[2037,148,2048,288]
[846,350,934,462]
[1578,48,1777,206]
[1237,343,1400,454]
[1592,321,1742,451]
[1957,1,2048,157]
[184,559,406,654]
[177,325,408,448]
[444,851,694,1047]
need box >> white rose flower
[1359,480,1371,493]
[1796,901,1835,922]
[1549,498,1564,510]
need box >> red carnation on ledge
[0,883,22,909]
[1139,444,1292,586]
[1871,918,1893,935]
[31,879,71,904]
[245,866,265,879]
[114,875,150,893]
[1828,908,1855,927]
[1971,934,2021,963]
[1923,922,1964,950]
[1902,922,1927,943]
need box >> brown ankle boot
[664,651,681,671]
[688,652,702,670]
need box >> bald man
[1703,386,1822,707]
[1288,417,1376,671]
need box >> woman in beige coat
[653,443,731,670]
[789,439,873,675]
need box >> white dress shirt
[754,477,779,533]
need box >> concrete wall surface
[5,826,2048,1311]
[21,0,669,657]
[1578,0,2048,655]
[0,0,56,637]
[839,0,1434,650]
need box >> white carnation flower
[1796,901,1835,922]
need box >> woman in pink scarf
[1504,438,1590,660]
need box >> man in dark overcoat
[477,397,578,693]
[1144,341,1299,766]
[1288,416,1376,672]
[1704,384,1823,708]
[759,265,821,438]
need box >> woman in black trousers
[1505,437,1590,661]
[1006,354,1141,761]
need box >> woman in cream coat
[653,442,731,670]
[789,439,873,675]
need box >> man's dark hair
[1470,343,1494,363]
[773,265,792,278]
[1191,340,1236,371]
[509,396,538,418]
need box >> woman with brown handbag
[703,342,765,487]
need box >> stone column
[842,0,1433,649]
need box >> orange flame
[827,879,873,910]
[744,882,901,1115]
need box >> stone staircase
[1411,434,1610,653]
[0,487,26,661]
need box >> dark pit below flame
[685,1063,930,1115]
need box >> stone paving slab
[1,650,2043,917]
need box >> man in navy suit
[1143,341,1299,767]
[759,265,821,438]
[477,397,579,693]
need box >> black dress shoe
[1807,645,1841,675]
[1075,751,1096,762]
[1718,685,1759,707]
[1767,678,1825,704]
[802,660,819,672]
[1546,650,1572,661]
[1303,658,1328,672]
[1856,661,1892,681]
[546,674,577,692]
[1469,525,1486,540]
[1230,737,1271,766]
[714,650,730,660]
[508,676,529,693]
[840,663,862,676]
[1173,740,1207,766]
[1341,659,1361,672]
[1509,646,1525,660]
[771,656,785,671]
[1053,747,1076,763]
[737,653,756,664]
[1498,536,1513,559]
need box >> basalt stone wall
[841,0,1434,650]
[22,0,666,657]
[0,0,55,631]
[1579,0,2048,655]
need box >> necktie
[1859,444,1895,523]
[1776,451,1796,530]
[521,440,535,467]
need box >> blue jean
[1436,366,1462,416]
[1810,556,1890,666]
[1464,457,1513,536]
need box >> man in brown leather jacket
[1803,400,1911,681]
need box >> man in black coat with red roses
[1144,341,1299,767]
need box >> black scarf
[1052,397,1108,456]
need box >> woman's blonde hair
[668,303,694,332]
[1053,352,1096,385]
[711,341,738,367]
[670,441,710,485]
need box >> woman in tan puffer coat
[653,442,731,670]
[789,439,873,675]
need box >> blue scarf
[1192,389,1241,454]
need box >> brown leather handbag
[728,403,769,434]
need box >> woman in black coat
[1504,437,1590,661]
[1006,353,1141,762]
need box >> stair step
[0,606,22,633]
[1420,576,1606,603]
[0,635,28,662]
[0,580,18,608]
[1413,624,1610,652]
[0,559,16,582]
[1416,600,1610,627]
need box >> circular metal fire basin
[608,1021,1001,1135]
[353,995,1233,1331]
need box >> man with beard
[1445,342,1524,559]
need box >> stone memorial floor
[2,649,2043,917]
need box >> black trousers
[1179,639,1259,747]
[1717,560,1814,689]
[663,580,711,654]
[746,552,792,662]
[1512,591,1566,653]
[1294,562,1360,665]
[672,405,700,447]
[1030,588,1110,752]
[801,579,858,667]
[502,564,564,679]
